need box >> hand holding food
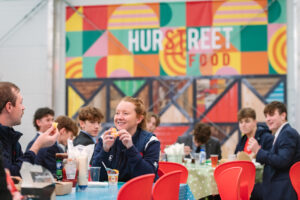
[110,127,119,138]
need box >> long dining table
[56,182,196,200]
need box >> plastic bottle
[199,149,206,165]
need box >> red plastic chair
[152,170,182,200]
[214,167,242,200]
[158,161,188,183]
[290,161,300,200]
[214,161,255,200]
[117,173,155,200]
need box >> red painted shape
[83,6,107,30]
[202,83,238,123]
[66,6,77,21]
[154,126,189,151]
[186,2,212,27]
[95,57,107,78]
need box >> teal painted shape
[268,62,278,74]
[82,57,101,78]
[266,82,284,103]
[160,3,185,27]
[66,32,83,57]
[241,25,267,51]
[113,80,146,97]
[110,29,129,51]
[186,53,201,76]
[224,25,241,51]
[268,0,286,23]
[160,64,168,76]
[82,31,104,54]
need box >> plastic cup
[210,154,218,168]
[90,167,101,182]
[107,169,119,185]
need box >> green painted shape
[82,57,101,78]
[268,0,286,23]
[160,3,185,27]
[165,3,186,27]
[66,32,83,57]
[113,80,146,97]
[268,62,278,74]
[160,64,168,76]
[186,53,201,76]
[82,31,104,54]
[241,25,267,51]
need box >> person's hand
[184,146,191,156]
[30,126,59,154]
[102,129,117,152]
[118,129,133,149]
[248,138,261,154]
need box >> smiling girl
[92,97,160,182]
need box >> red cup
[210,155,218,168]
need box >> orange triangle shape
[72,80,103,100]
[108,31,131,55]
[203,83,238,123]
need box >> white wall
[0,0,55,148]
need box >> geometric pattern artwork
[66,75,286,153]
[65,0,287,156]
[65,0,287,77]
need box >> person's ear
[5,102,13,113]
[59,128,66,135]
[137,115,144,124]
[79,120,85,129]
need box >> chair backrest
[152,170,182,200]
[214,161,255,200]
[117,173,155,200]
[214,166,242,200]
[158,161,188,183]
[290,161,300,200]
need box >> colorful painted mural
[65,0,287,156]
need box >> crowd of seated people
[1,81,300,200]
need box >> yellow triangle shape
[66,7,83,31]
[68,86,84,117]
[241,84,266,122]
[160,105,189,123]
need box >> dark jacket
[0,124,36,176]
[0,147,12,200]
[235,123,274,154]
[92,128,160,182]
[35,143,64,176]
[256,123,300,200]
[73,131,95,146]
[177,134,222,159]
[25,133,39,152]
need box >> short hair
[146,112,160,127]
[264,101,287,120]
[33,107,55,131]
[0,82,20,114]
[55,115,78,137]
[121,96,146,130]
[237,107,256,121]
[193,123,211,144]
[78,106,103,123]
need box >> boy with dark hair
[177,123,221,159]
[26,107,55,151]
[146,112,160,133]
[35,116,78,175]
[235,107,273,154]
[249,101,300,200]
[73,106,103,146]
